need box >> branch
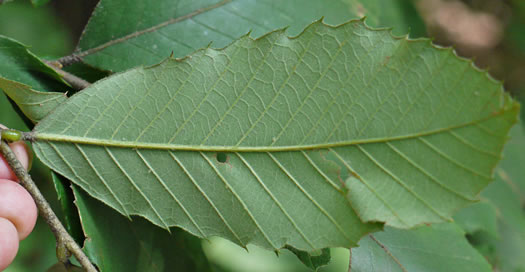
[0,139,97,272]
[55,54,84,68]
[45,61,91,90]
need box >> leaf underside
[32,20,518,251]
[0,77,66,123]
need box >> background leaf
[50,172,84,246]
[203,238,350,272]
[72,185,213,272]
[31,0,51,7]
[285,246,331,271]
[0,35,66,91]
[0,77,66,123]
[0,0,72,57]
[74,0,425,72]
[452,201,498,238]
[0,5,74,127]
[350,223,492,272]
[478,176,525,272]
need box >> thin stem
[45,61,91,90]
[55,55,84,68]
[348,248,352,272]
[0,141,97,272]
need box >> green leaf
[351,223,492,272]
[454,123,525,271]
[520,93,525,123]
[285,246,331,271]
[75,0,424,72]
[72,185,213,272]
[0,35,70,124]
[50,172,84,245]
[476,123,525,272]
[0,35,65,90]
[495,121,525,194]
[0,92,27,130]
[203,237,330,272]
[32,21,517,251]
[62,62,111,84]
[507,0,525,53]
[0,1,72,56]
[0,77,66,123]
[452,201,498,238]
[477,176,525,272]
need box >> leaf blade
[75,0,425,72]
[0,35,65,90]
[351,223,493,272]
[0,77,66,122]
[458,123,525,272]
[33,21,517,251]
[72,185,214,272]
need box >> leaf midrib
[34,110,509,151]
[368,234,408,272]
[76,0,232,59]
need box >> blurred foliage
[0,92,26,131]
[6,218,58,272]
[203,237,350,272]
[506,0,525,52]
[421,0,525,99]
[30,0,51,7]
[0,0,72,57]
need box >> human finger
[0,179,38,240]
[0,217,19,271]
[0,125,30,181]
